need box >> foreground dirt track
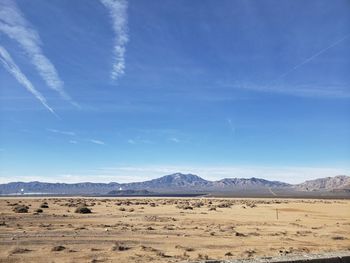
[0,197,349,263]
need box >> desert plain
[0,197,349,263]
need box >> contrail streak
[272,34,350,82]
[0,0,78,108]
[0,45,57,116]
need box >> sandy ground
[0,197,349,263]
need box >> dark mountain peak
[140,173,208,188]
[121,173,209,190]
[159,173,207,183]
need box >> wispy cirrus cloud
[127,139,136,144]
[226,118,236,134]
[100,0,129,80]
[170,137,180,143]
[0,45,55,115]
[46,129,105,145]
[47,128,76,136]
[127,137,153,145]
[0,0,77,106]
[89,139,105,145]
[221,82,350,99]
[46,128,105,145]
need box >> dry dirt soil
[0,197,349,263]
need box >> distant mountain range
[294,175,350,192]
[0,173,349,195]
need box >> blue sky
[0,0,349,184]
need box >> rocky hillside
[123,173,210,190]
[294,175,350,191]
[212,177,290,189]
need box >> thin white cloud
[0,45,56,115]
[0,0,77,106]
[100,0,129,80]
[170,137,180,143]
[127,137,153,144]
[222,82,350,99]
[127,139,136,144]
[227,118,236,134]
[46,129,105,145]
[89,139,105,145]
[47,128,76,136]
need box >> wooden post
[276,208,279,220]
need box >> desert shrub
[235,231,246,237]
[75,206,91,214]
[140,245,158,252]
[35,208,43,213]
[156,251,171,258]
[176,204,193,210]
[10,248,31,254]
[332,236,346,240]
[13,205,28,213]
[245,249,256,257]
[112,242,130,251]
[217,202,232,208]
[52,245,66,251]
[197,254,209,260]
[192,202,204,208]
[40,203,49,208]
[175,245,194,252]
